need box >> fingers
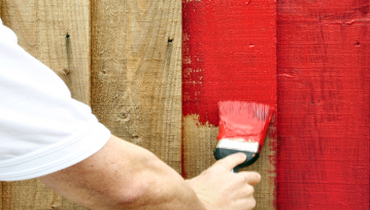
[191,154,261,210]
[246,197,257,210]
[241,171,261,186]
[213,152,261,186]
[214,153,247,171]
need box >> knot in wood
[62,68,70,75]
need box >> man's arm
[39,135,260,210]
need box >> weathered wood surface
[182,1,277,209]
[91,0,182,173]
[276,0,370,209]
[1,1,91,104]
[1,0,182,209]
[1,0,90,209]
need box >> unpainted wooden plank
[182,1,277,209]
[1,0,90,209]
[1,0,91,104]
[91,0,182,172]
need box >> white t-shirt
[0,19,111,181]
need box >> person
[0,19,261,210]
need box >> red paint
[182,0,277,126]
[277,1,370,209]
[183,0,369,209]
[217,101,274,149]
[182,0,277,202]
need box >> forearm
[39,135,206,210]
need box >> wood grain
[1,0,90,209]
[91,0,182,172]
[182,115,218,176]
[1,0,91,104]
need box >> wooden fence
[1,0,369,210]
[1,0,182,209]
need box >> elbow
[107,152,166,208]
[114,185,148,207]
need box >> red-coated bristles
[217,101,274,148]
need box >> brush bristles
[218,101,273,121]
[216,139,259,153]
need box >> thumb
[215,153,247,171]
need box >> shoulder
[0,18,18,44]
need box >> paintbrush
[214,101,274,172]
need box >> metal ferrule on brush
[213,138,261,169]
[216,138,260,153]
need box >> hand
[186,153,261,210]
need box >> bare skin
[187,154,261,210]
[39,135,261,210]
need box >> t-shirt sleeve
[0,19,111,181]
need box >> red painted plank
[182,0,277,208]
[183,0,277,124]
[277,1,370,209]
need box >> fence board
[276,1,370,209]
[1,0,90,209]
[91,0,182,172]
[182,1,277,209]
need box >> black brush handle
[213,148,260,172]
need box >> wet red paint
[182,0,277,200]
[182,0,277,126]
[183,0,369,209]
[217,101,274,149]
[277,1,370,209]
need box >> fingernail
[238,153,247,159]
